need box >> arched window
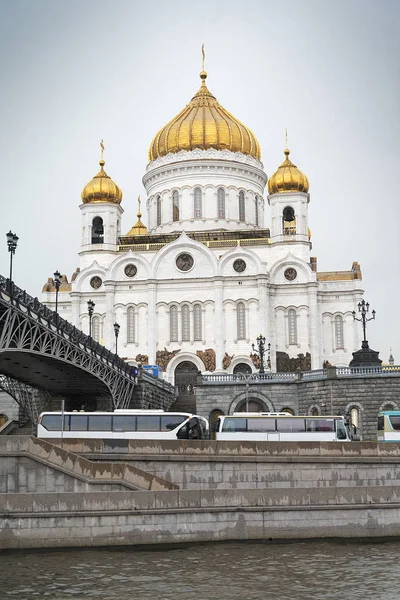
[193,304,202,341]
[239,191,245,222]
[288,309,297,345]
[170,306,178,342]
[217,188,225,218]
[335,315,344,349]
[92,217,104,244]
[255,195,259,226]
[156,195,162,226]
[237,302,246,340]
[182,305,190,341]
[127,307,135,343]
[233,363,252,375]
[172,190,179,222]
[92,316,100,342]
[350,407,359,431]
[194,187,202,218]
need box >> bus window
[277,418,305,433]
[247,418,276,432]
[88,415,112,431]
[113,415,136,432]
[161,415,186,431]
[222,418,247,432]
[377,415,384,431]
[70,415,88,431]
[336,420,348,440]
[389,415,400,431]
[41,415,64,431]
[136,415,160,431]
[306,419,334,433]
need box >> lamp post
[251,334,270,374]
[6,230,19,292]
[352,299,376,349]
[87,300,95,338]
[54,270,61,327]
[113,322,120,356]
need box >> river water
[0,539,398,599]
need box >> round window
[124,264,137,277]
[233,259,247,273]
[90,276,102,289]
[284,268,297,281]
[176,253,194,272]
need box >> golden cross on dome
[285,128,288,149]
[137,195,142,217]
[202,44,205,71]
[100,139,105,160]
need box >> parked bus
[214,413,351,441]
[37,410,209,440]
[377,411,400,442]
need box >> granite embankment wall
[0,437,178,493]
[3,438,400,549]
[58,438,400,491]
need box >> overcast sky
[0,0,399,363]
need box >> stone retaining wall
[196,375,400,440]
[2,486,400,549]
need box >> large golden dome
[148,71,261,162]
[268,148,309,195]
[81,146,123,205]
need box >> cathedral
[42,62,364,391]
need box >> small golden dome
[149,71,261,162]
[81,142,123,204]
[126,197,148,236]
[268,148,309,195]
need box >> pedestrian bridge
[0,275,174,425]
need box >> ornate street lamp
[251,334,270,374]
[6,230,19,292]
[54,270,62,326]
[352,299,376,349]
[87,300,95,338]
[113,322,120,356]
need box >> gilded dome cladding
[148,71,261,162]
[81,159,123,205]
[268,148,309,195]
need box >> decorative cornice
[146,148,264,171]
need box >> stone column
[70,293,80,329]
[268,284,277,371]
[104,282,116,350]
[257,276,268,341]
[214,278,224,371]
[147,281,157,364]
[308,282,320,369]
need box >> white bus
[214,413,351,442]
[37,410,209,440]
[377,411,400,442]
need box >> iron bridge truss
[0,275,137,416]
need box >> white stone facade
[42,147,364,385]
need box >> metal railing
[202,365,400,385]
[0,274,136,381]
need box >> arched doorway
[235,398,267,412]
[209,408,224,440]
[233,363,252,375]
[0,414,7,427]
[174,361,198,412]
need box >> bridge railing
[0,275,136,382]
